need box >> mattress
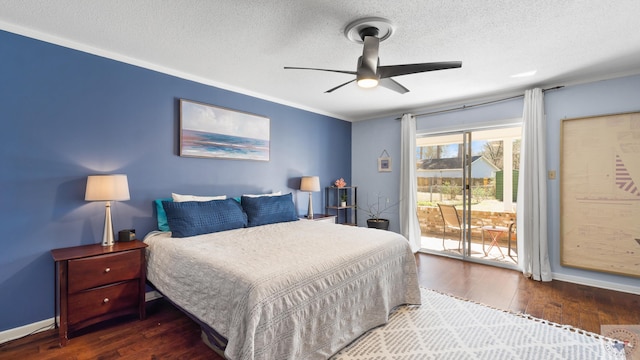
[144,219,421,360]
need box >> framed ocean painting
[179,99,270,161]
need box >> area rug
[602,324,640,359]
[332,288,625,360]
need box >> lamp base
[102,201,115,247]
[307,192,314,219]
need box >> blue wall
[352,117,402,232]
[0,30,351,332]
[353,75,640,293]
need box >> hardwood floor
[2,253,638,359]
[414,253,640,333]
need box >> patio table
[482,225,509,258]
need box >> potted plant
[340,193,348,207]
[360,193,398,230]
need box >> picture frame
[179,99,270,161]
[560,111,640,278]
[378,157,391,172]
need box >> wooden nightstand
[51,240,148,346]
[301,214,337,224]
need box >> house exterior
[417,155,500,184]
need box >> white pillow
[242,191,282,198]
[171,193,227,202]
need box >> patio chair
[437,203,482,251]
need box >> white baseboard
[1,291,164,345]
[0,317,55,345]
[552,272,640,295]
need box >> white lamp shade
[300,176,320,192]
[85,174,130,201]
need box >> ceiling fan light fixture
[357,78,379,88]
[284,17,462,94]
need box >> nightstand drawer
[68,280,140,326]
[68,251,141,293]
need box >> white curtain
[400,113,422,253]
[517,88,552,281]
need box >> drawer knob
[103,298,109,304]
[104,267,111,273]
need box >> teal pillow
[155,198,173,231]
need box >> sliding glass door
[416,131,471,259]
[417,126,521,268]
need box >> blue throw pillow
[162,198,248,238]
[241,193,298,227]
[155,198,173,231]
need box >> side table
[482,225,509,258]
[301,213,337,224]
[51,240,147,346]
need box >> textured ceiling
[2,1,640,121]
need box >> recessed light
[511,70,537,78]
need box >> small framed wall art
[378,149,391,172]
[179,99,270,161]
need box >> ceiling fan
[284,17,462,94]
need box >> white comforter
[144,220,421,360]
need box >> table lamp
[300,176,320,219]
[85,174,130,246]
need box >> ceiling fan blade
[325,79,356,93]
[379,78,410,94]
[378,61,462,78]
[284,66,356,76]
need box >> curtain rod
[396,85,564,120]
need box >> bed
[144,193,421,360]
